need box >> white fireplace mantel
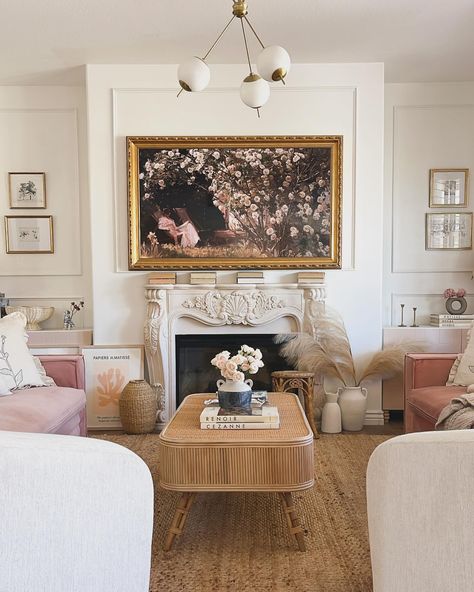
[144,283,326,427]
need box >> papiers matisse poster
[82,346,144,429]
[127,136,342,270]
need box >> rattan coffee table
[159,392,314,551]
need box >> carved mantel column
[144,288,167,423]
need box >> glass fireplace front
[175,333,291,407]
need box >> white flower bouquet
[211,345,264,383]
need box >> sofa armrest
[38,355,85,390]
[404,353,457,394]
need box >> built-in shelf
[27,328,93,354]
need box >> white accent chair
[0,432,154,592]
[367,431,474,592]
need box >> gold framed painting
[429,169,469,207]
[127,136,342,270]
[82,345,145,430]
[9,172,46,208]
[4,215,54,254]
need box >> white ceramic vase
[337,386,368,431]
[216,378,253,409]
[321,392,342,433]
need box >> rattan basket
[119,380,158,434]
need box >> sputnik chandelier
[177,0,291,117]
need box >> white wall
[86,63,385,421]
[384,83,474,327]
[0,86,92,328]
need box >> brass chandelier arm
[240,17,253,74]
[202,15,236,61]
[243,15,265,49]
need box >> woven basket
[119,380,158,434]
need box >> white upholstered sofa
[0,431,154,592]
[367,431,474,592]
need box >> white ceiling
[0,0,473,85]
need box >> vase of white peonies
[211,345,264,410]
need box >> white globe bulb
[239,74,270,109]
[256,45,291,82]
[177,57,210,92]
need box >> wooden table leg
[301,384,320,439]
[164,492,196,552]
[279,492,306,551]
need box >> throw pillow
[0,312,45,390]
[0,373,12,396]
[33,356,56,387]
[450,325,474,386]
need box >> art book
[200,405,279,423]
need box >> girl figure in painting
[152,207,200,248]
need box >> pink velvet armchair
[404,353,464,432]
[0,355,87,436]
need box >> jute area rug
[94,432,390,592]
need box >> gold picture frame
[8,172,47,209]
[4,215,54,254]
[127,136,342,270]
[429,168,469,208]
[425,212,472,250]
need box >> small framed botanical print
[8,172,46,208]
[425,212,472,250]
[4,215,54,253]
[429,169,469,207]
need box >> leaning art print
[127,136,342,269]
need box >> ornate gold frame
[127,135,342,270]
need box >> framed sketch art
[4,215,54,253]
[425,212,472,250]
[9,172,46,208]
[429,169,469,207]
[127,136,342,270]
[82,345,144,429]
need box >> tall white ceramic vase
[321,392,342,433]
[337,386,368,431]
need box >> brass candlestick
[398,304,406,327]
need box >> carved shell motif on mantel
[182,290,284,325]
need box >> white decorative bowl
[5,306,55,330]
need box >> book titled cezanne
[200,405,280,429]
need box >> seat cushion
[408,385,466,423]
[0,386,86,433]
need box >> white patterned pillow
[33,356,56,387]
[0,312,45,390]
[0,373,11,396]
[450,325,474,386]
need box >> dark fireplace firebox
[175,333,291,406]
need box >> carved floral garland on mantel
[182,290,284,325]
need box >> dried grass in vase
[275,308,422,387]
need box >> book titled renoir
[200,406,280,430]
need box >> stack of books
[297,271,325,284]
[200,404,280,430]
[237,271,264,284]
[190,272,217,285]
[147,272,176,285]
[430,314,474,328]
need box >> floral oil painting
[128,136,342,270]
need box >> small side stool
[271,371,319,438]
